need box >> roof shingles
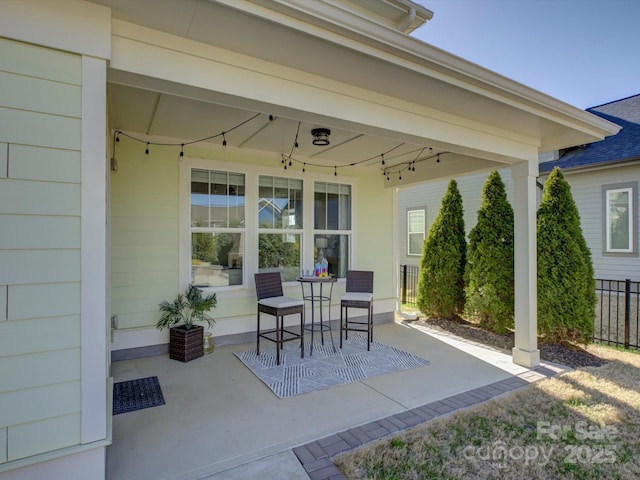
[539,94,640,173]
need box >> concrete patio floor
[106,320,568,480]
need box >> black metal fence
[595,279,640,350]
[399,265,640,350]
[400,264,419,306]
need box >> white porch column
[511,160,540,367]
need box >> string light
[112,112,449,178]
[113,112,262,157]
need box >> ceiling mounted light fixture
[311,128,331,146]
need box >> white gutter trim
[398,6,416,33]
[215,0,618,140]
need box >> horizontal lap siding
[0,38,82,463]
[397,168,513,265]
[563,166,640,281]
[110,139,180,331]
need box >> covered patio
[107,320,567,479]
[98,0,618,371]
[0,2,620,479]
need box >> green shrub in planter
[157,285,217,362]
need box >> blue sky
[410,0,640,109]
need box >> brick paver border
[293,366,562,480]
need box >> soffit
[94,0,619,185]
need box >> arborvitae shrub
[537,167,595,344]
[465,171,514,333]
[416,179,466,318]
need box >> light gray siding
[542,164,640,281]
[397,168,513,266]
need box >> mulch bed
[409,315,607,369]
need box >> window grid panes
[190,169,245,287]
[314,182,351,278]
[314,182,351,230]
[606,187,633,252]
[258,176,303,281]
[408,209,425,256]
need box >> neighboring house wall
[540,164,640,282]
[400,162,640,283]
[110,138,397,352]
[397,167,514,266]
[0,37,83,463]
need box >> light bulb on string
[334,166,337,176]
[180,144,184,157]
[115,133,120,142]
[288,159,292,167]
[222,132,227,150]
[302,163,306,173]
[381,153,385,166]
[145,142,150,155]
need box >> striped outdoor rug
[234,334,429,398]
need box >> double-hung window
[604,183,636,254]
[258,176,303,282]
[407,208,425,256]
[314,181,351,278]
[190,169,245,287]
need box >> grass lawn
[335,344,640,479]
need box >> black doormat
[113,376,165,415]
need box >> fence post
[401,264,407,304]
[625,279,631,349]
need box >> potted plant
[157,284,217,362]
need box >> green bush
[537,167,595,344]
[465,171,514,333]
[417,179,466,318]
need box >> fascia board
[110,20,541,162]
[213,0,620,143]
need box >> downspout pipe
[398,6,416,33]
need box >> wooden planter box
[169,325,204,362]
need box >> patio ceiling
[98,0,619,184]
[107,80,441,173]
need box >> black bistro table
[297,275,337,355]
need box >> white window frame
[180,157,356,291]
[257,175,304,282]
[313,181,353,278]
[603,182,636,255]
[189,168,247,289]
[407,208,425,256]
